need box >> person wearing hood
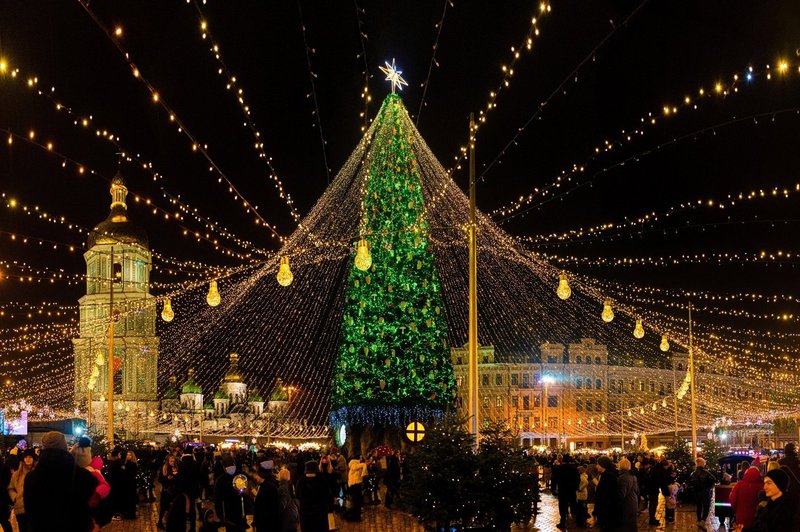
[71,437,112,527]
[23,431,98,532]
[617,458,639,532]
[8,449,36,532]
[252,458,281,531]
[729,466,762,530]
[754,468,800,531]
[176,447,201,532]
[213,454,247,531]
[592,456,621,532]
[346,456,368,521]
[296,460,331,532]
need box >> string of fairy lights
[415,0,451,126]
[1,4,798,439]
[491,59,800,221]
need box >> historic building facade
[72,173,159,415]
[451,338,776,450]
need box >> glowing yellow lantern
[276,256,293,287]
[660,335,670,352]
[601,299,614,323]
[556,271,571,300]
[354,239,372,271]
[633,319,645,339]
[161,298,175,322]
[91,366,100,378]
[95,351,104,366]
[206,280,221,307]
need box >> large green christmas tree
[330,93,456,428]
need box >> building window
[522,374,530,388]
[585,378,592,390]
[512,396,519,407]
[523,416,530,431]
[534,396,541,407]
[650,381,655,393]
[496,396,503,408]
[456,376,463,387]
[483,396,489,407]
[547,355,557,363]
[456,357,463,365]
[511,374,518,386]
[596,378,602,389]
[677,363,684,371]
[576,400,583,412]
[523,396,530,409]
[639,381,645,392]
[586,402,593,412]
[496,375,503,386]
[586,357,592,365]
[482,355,489,363]
[563,353,570,364]
[482,374,489,386]
[548,396,558,408]
[595,356,601,364]
[576,355,583,364]
[534,416,540,427]
[596,401,602,412]
[576,379,583,389]
[609,401,617,411]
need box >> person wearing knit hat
[8,445,37,531]
[297,458,330,531]
[754,467,800,530]
[593,456,620,531]
[213,454,247,531]
[689,455,716,528]
[252,455,281,532]
[23,430,99,532]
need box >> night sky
[1,0,800,339]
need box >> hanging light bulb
[640,407,645,414]
[95,351,104,366]
[601,299,614,322]
[91,366,100,378]
[662,399,667,408]
[633,318,645,338]
[354,239,372,271]
[660,335,670,352]
[652,403,657,411]
[556,271,571,300]
[276,256,293,287]
[161,298,174,322]
[206,280,221,307]
[87,380,95,391]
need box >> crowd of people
[0,431,407,531]
[531,442,800,531]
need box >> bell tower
[72,171,159,420]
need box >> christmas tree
[329,93,456,430]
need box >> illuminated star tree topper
[379,58,408,94]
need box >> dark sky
[1,0,799,331]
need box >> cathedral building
[72,172,159,417]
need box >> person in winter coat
[117,450,139,520]
[778,442,800,490]
[23,431,98,532]
[213,455,248,531]
[754,468,800,531]
[71,438,112,527]
[296,460,331,532]
[665,477,679,524]
[346,457,368,521]
[689,457,716,527]
[176,448,202,532]
[617,458,639,532]
[593,456,621,532]
[730,466,762,530]
[158,454,180,530]
[384,451,401,508]
[0,454,17,532]
[277,468,300,532]
[555,454,580,530]
[252,459,281,531]
[8,449,35,532]
[575,465,589,526]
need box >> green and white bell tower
[72,172,159,416]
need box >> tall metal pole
[107,246,115,446]
[87,389,92,430]
[673,361,678,437]
[621,408,625,451]
[689,302,698,459]
[467,113,479,440]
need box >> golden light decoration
[161,298,175,322]
[601,299,614,323]
[87,382,94,392]
[276,256,294,287]
[95,351,104,366]
[633,318,645,339]
[354,239,372,271]
[206,280,221,307]
[91,366,99,378]
[556,271,571,300]
[660,335,670,352]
